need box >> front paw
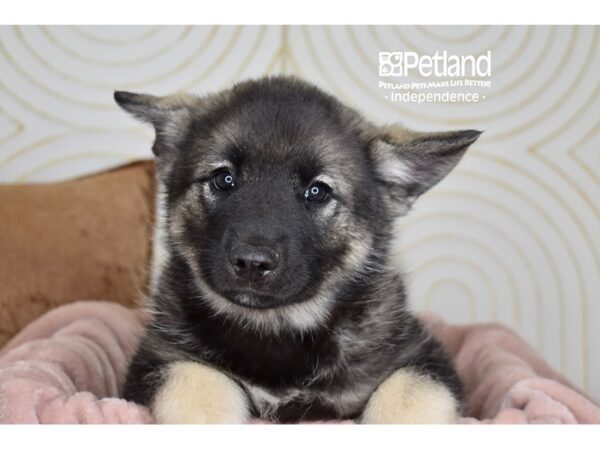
[152,361,249,424]
[361,369,459,424]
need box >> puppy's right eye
[212,169,236,192]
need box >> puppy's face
[166,95,377,311]
[116,77,480,329]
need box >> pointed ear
[114,91,199,155]
[370,125,482,208]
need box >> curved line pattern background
[0,25,598,400]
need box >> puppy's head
[115,76,480,331]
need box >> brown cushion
[0,161,155,348]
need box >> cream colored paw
[152,361,249,424]
[361,368,459,424]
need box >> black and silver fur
[115,76,481,422]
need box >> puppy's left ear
[370,125,481,209]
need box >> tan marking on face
[193,160,235,181]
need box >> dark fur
[115,76,480,422]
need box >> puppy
[115,76,480,423]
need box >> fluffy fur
[115,76,481,423]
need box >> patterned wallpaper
[0,26,598,399]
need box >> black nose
[229,245,279,281]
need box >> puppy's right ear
[114,91,199,155]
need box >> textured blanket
[0,301,598,424]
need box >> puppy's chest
[231,339,386,422]
[240,378,376,422]
[204,327,337,385]
[199,323,395,421]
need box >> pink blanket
[0,301,598,424]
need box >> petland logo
[378,50,492,103]
[379,51,492,78]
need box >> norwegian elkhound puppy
[115,76,480,423]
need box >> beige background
[0,25,598,399]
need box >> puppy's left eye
[304,182,330,204]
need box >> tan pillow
[0,161,156,347]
